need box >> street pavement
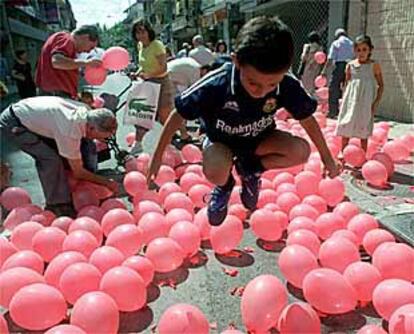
[1,73,413,333]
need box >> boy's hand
[324,159,342,178]
[146,156,162,186]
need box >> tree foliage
[97,22,136,60]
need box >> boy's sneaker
[207,176,235,226]
[235,159,261,211]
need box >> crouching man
[0,96,118,216]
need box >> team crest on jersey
[263,97,277,113]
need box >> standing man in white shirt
[189,35,215,66]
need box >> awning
[8,18,49,41]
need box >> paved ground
[1,73,413,333]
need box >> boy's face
[235,59,286,99]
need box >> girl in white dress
[336,35,384,153]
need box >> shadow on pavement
[118,306,153,333]
[256,239,286,252]
[321,310,367,332]
[146,283,161,303]
[215,250,255,267]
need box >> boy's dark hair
[80,90,93,100]
[355,34,374,49]
[234,16,294,73]
[73,25,99,42]
[307,31,321,45]
[15,49,27,59]
[131,19,156,42]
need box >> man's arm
[51,54,101,70]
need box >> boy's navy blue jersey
[174,63,317,147]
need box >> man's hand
[138,72,150,80]
[106,179,119,194]
[324,158,342,178]
[85,59,102,68]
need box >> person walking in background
[176,42,191,58]
[189,35,215,66]
[298,32,324,94]
[35,25,101,99]
[335,35,384,154]
[214,40,228,58]
[321,28,354,118]
[11,50,36,99]
[130,19,175,154]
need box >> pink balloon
[221,330,244,334]
[257,189,278,208]
[286,229,321,257]
[100,266,146,312]
[125,132,135,146]
[102,46,129,71]
[400,133,414,150]
[210,215,243,254]
[389,304,414,334]
[331,229,359,246]
[44,251,87,288]
[45,324,86,334]
[72,187,99,212]
[168,221,201,257]
[146,237,184,273]
[123,171,147,197]
[371,152,394,178]
[277,192,301,214]
[343,261,382,302]
[383,140,410,161]
[362,160,388,187]
[133,200,163,221]
[70,291,119,334]
[289,203,319,221]
[138,212,169,245]
[277,302,321,334]
[0,187,31,210]
[179,172,203,193]
[162,150,177,167]
[0,237,18,267]
[188,184,211,208]
[302,194,327,215]
[101,198,127,212]
[93,96,105,109]
[250,209,285,241]
[3,206,34,231]
[11,221,43,250]
[303,268,358,314]
[32,227,66,262]
[294,171,319,198]
[84,66,107,85]
[59,262,102,304]
[159,182,182,203]
[229,203,248,221]
[77,205,105,222]
[51,216,73,233]
[241,275,288,333]
[158,303,209,334]
[319,177,345,207]
[0,267,44,308]
[357,324,388,334]
[315,212,346,240]
[10,283,66,330]
[181,144,202,163]
[314,75,327,88]
[333,201,360,223]
[101,209,135,236]
[314,51,326,64]
[30,210,56,227]
[70,217,103,245]
[319,237,360,273]
[122,255,155,286]
[373,279,414,320]
[347,213,379,244]
[0,314,8,334]
[164,192,194,213]
[316,87,329,100]
[343,144,366,167]
[155,165,176,186]
[89,246,125,274]
[193,207,211,240]
[287,216,317,235]
[363,228,395,255]
[62,230,99,258]
[105,224,142,257]
[372,242,414,281]
[165,208,193,228]
[1,250,44,274]
[273,172,294,189]
[279,245,319,288]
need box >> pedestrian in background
[12,49,36,99]
[176,42,191,58]
[189,35,215,66]
[214,40,228,58]
[336,35,384,153]
[321,28,354,118]
[298,31,324,94]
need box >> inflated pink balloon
[343,261,382,302]
[158,303,210,334]
[93,96,104,109]
[84,66,107,85]
[72,187,99,212]
[102,46,129,71]
[77,205,105,222]
[362,160,388,187]
[383,140,410,162]
[277,192,301,214]
[1,250,44,274]
[59,262,102,304]
[315,212,346,240]
[10,283,66,330]
[123,171,147,197]
[314,51,326,64]
[89,246,124,274]
[279,245,319,288]
[101,209,135,236]
[0,187,31,210]
[357,324,387,334]
[275,108,290,121]
[343,144,366,167]
[4,206,34,231]
[124,157,138,172]
[389,304,414,334]
[362,228,395,255]
[11,221,43,250]
[122,255,155,286]
[45,324,86,334]
[371,152,394,178]
[181,144,202,163]
[277,302,321,334]
[164,192,194,214]
[221,330,243,334]
[70,291,119,334]
[44,251,87,288]
[372,242,414,281]
[319,177,345,207]
[0,237,18,267]
[286,229,321,257]
[210,215,243,254]
[188,184,210,209]
[101,198,127,213]
[302,195,327,215]
[331,229,359,246]
[155,165,176,186]
[289,203,319,221]
[257,189,278,208]
[168,221,201,257]
[62,230,99,258]
[316,87,329,100]
[287,216,317,235]
[30,210,56,227]
[193,207,211,240]
[372,279,414,320]
[133,200,163,221]
[294,171,319,198]
[159,182,182,204]
[32,227,66,262]
[125,132,135,146]
[51,217,73,233]
[303,268,357,314]
[241,275,288,333]
[179,172,203,193]
[0,267,44,308]
[162,150,177,167]
[70,217,103,245]
[145,237,184,273]
[138,212,169,245]
[400,133,414,151]
[314,75,327,88]
[105,224,142,257]
[347,213,379,244]
[333,201,360,223]
[229,204,248,221]
[273,172,294,189]
[100,266,146,312]
[250,209,285,241]
[319,237,360,273]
